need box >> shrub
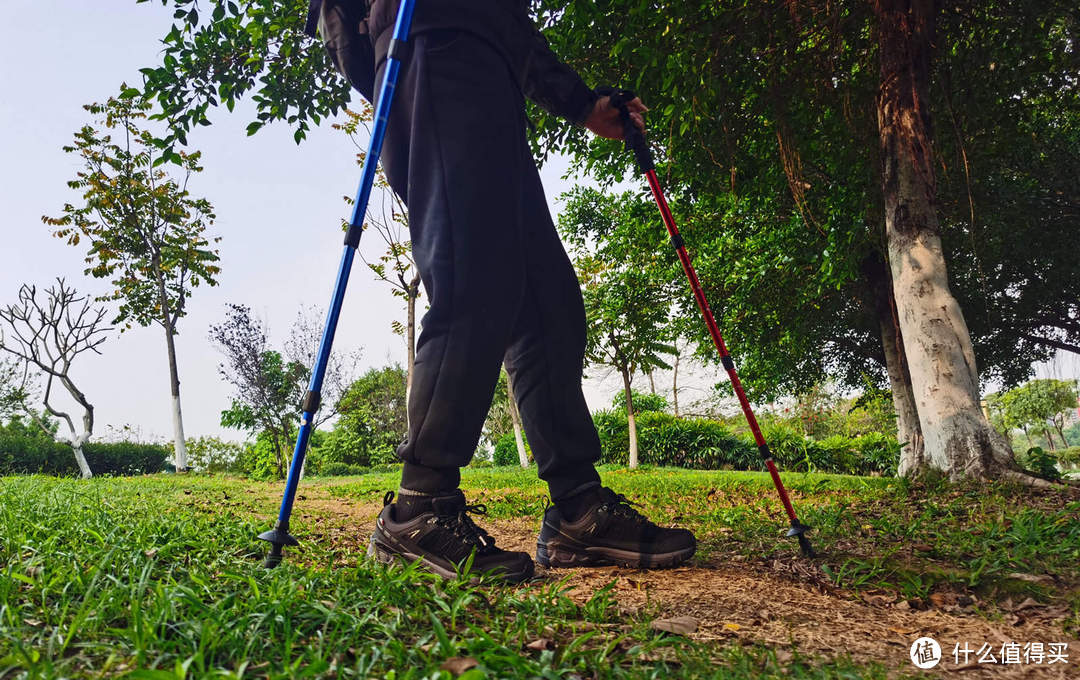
[0,433,168,476]
[1057,446,1080,466]
[595,411,756,469]
[612,390,668,414]
[592,411,900,475]
[186,436,245,473]
[494,431,529,466]
[1019,446,1062,481]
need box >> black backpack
[307,0,377,102]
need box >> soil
[284,488,1078,678]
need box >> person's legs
[366,30,536,581]
[503,145,602,502]
[378,30,528,494]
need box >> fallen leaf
[525,638,555,651]
[439,657,479,675]
[912,543,933,552]
[650,616,698,635]
[1006,572,1052,584]
[862,593,895,607]
[722,622,741,632]
[929,593,949,608]
[143,549,158,558]
[1014,597,1041,611]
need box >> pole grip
[600,87,654,172]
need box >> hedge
[594,410,758,470]
[593,411,901,475]
[0,433,169,476]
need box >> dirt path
[289,487,1076,677]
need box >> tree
[559,188,676,468]
[44,93,220,472]
[138,0,347,152]
[335,108,421,393]
[210,304,358,478]
[0,358,30,422]
[480,366,529,467]
[874,0,1017,479]
[1004,379,1079,451]
[0,280,111,478]
[323,364,408,468]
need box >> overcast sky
[2,3,1074,445]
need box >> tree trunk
[406,274,419,397]
[156,270,188,472]
[672,352,680,418]
[50,375,95,479]
[505,368,529,467]
[1022,425,1033,448]
[866,252,925,473]
[1042,426,1058,451]
[876,0,1014,479]
[72,436,92,480]
[621,366,639,468]
[164,327,188,472]
[881,312,925,475]
[647,370,656,395]
[1053,420,1068,449]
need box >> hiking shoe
[536,487,696,568]
[368,490,534,583]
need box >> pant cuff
[401,462,461,493]
[546,467,602,502]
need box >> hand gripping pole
[606,88,815,557]
[258,0,418,568]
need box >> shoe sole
[536,540,695,569]
[368,536,535,584]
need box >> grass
[2,465,1078,678]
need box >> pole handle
[598,87,654,172]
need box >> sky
[1,2,1074,445]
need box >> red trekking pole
[605,88,815,557]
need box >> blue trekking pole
[258,0,417,568]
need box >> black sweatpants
[376,29,602,500]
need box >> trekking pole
[257,0,417,568]
[605,89,815,557]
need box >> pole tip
[263,549,283,569]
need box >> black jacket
[308,0,597,124]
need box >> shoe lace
[602,492,648,524]
[435,503,498,553]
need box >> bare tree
[211,304,359,478]
[0,280,110,478]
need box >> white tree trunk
[72,441,92,479]
[879,303,925,475]
[504,365,529,467]
[877,0,1014,479]
[621,368,639,469]
[171,394,188,471]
